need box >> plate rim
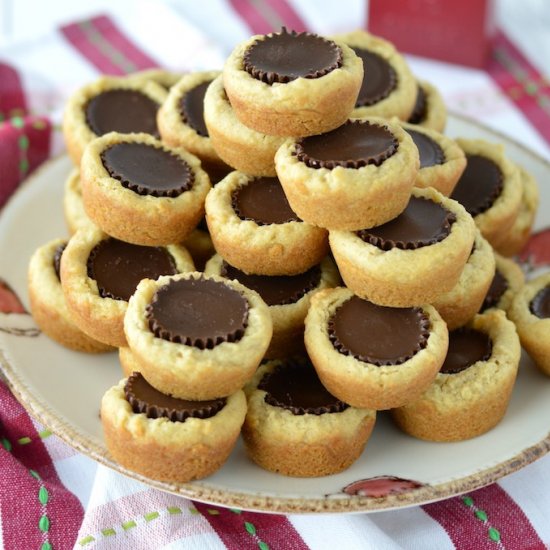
[2,111,550,514]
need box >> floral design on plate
[342,476,425,497]
[0,278,40,337]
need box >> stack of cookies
[27,27,542,482]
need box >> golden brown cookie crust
[205,254,341,359]
[125,69,182,89]
[205,171,329,275]
[157,70,223,166]
[412,80,447,132]
[398,120,466,196]
[304,287,449,410]
[63,76,167,165]
[28,238,113,353]
[223,32,363,137]
[329,187,476,307]
[275,116,419,231]
[392,309,521,441]
[63,168,96,235]
[242,360,376,477]
[432,231,495,330]
[508,272,550,375]
[203,75,286,177]
[335,30,417,121]
[456,138,523,247]
[60,227,194,347]
[485,253,525,314]
[81,132,211,246]
[101,379,247,482]
[118,346,142,377]
[124,272,273,400]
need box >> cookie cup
[330,187,476,307]
[275,117,419,230]
[63,76,167,165]
[508,273,550,375]
[124,272,273,400]
[63,168,95,235]
[205,171,328,275]
[81,132,211,246]
[432,231,495,330]
[392,309,521,441]
[223,34,363,137]
[409,80,447,132]
[205,255,340,359]
[28,238,113,353]
[482,254,525,313]
[304,287,448,410]
[242,360,376,477]
[335,30,417,121]
[101,379,247,482]
[60,227,194,348]
[204,75,286,176]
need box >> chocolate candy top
[408,85,427,124]
[329,296,430,365]
[179,80,213,137]
[357,196,456,250]
[480,270,508,312]
[243,28,342,85]
[87,239,177,302]
[53,243,67,281]
[530,286,550,319]
[220,262,321,306]
[258,359,349,415]
[440,328,492,374]
[295,120,398,169]
[232,177,300,225]
[85,89,159,137]
[101,142,194,197]
[124,372,226,422]
[451,154,504,217]
[406,129,445,168]
[146,277,249,349]
[352,47,397,107]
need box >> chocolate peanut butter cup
[530,286,550,319]
[220,261,321,306]
[243,28,342,85]
[179,80,213,137]
[357,196,455,250]
[480,270,508,312]
[101,142,194,197]
[352,48,397,107]
[124,372,226,422]
[294,120,398,169]
[405,129,445,168]
[85,89,159,137]
[258,359,348,415]
[451,154,504,217]
[232,177,300,225]
[53,243,67,281]
[328,296,431,366]
[146,277,249,349]
[408,85,427,124]
[440,328,492,374]
[87,239,177,302]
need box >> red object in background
[368,0,496,68]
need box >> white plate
[1,113,550,514]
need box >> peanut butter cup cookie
[242,358,376,477]
[335,30,417,121]
[330,187,476,307]
[407,80,447,132]
[205,255,340,359]
[305,287,448,410]
[28,238,112,352]
[203,75,286,176]
[61,227,194,347]
[101,373,247,482]
[451,139,522,247]
[509,273,550,376]
[392,309,520,441]
[124,272,272,400]
[81,132,211,246]
[205,171,328,275]
[223,28,363,137]
[63,76,167,165]
[275,116,419,230]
